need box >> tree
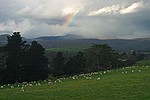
[0,32,50,84]
[25,41,49,81]
[5,32,26,83]
[52,52,64,76]
[64,51,86,75]
[84,44,120,71]
[0,46,7,83]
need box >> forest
[0,32,144,84]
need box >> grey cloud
[75,5,150,39]
[0,0,150,39]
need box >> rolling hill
[1,34,150,52]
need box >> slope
[0,61,150,100]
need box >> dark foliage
[84,44,121,71]
[0,46,7,83]
[64,51,86,75]
[0,32,145,83]
[23,41,49,81]
[0,32,49,84]
[5,32,26,83]
[52,52,65,76]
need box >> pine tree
[0,46,7,83]
[84,44,119,71]
[64,51,86,75]
[25,41,49,81]
[6,32,26,83]
[52,52,64,76]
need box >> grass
[134,60,150,66]
[0,62,150,100]
[45,44,91,52]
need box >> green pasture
[0,61,150,100]
[45,44,91,52]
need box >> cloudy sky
[0,0,150,39]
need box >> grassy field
[134,60,150,66]
[45,44,91,52]
[0,61,150,100]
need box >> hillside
[43,39,150,52]
[33,38,150,52]
[0,61,150,100]
[33,34,84,41]
[1,34,150,52]
[46,44,91,52]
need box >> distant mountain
[0,34,10,42]
[62,34,85,39]
[36,39,150,52]
[1,34,150,52]
[33,34,85,41]
[133,38,150,41]
[0,34,27,45]
[33,36,62,41]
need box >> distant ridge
[133,38,150,40]
[0,34,10,42]
[1,34,150,52]
[33,34,85,41]
[0,34,27,43]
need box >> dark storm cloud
[0,0,150,39]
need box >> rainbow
[63,13,77,31]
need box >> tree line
[0,32,141,84]
[0,32,49,84]
[50,44,141,76]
